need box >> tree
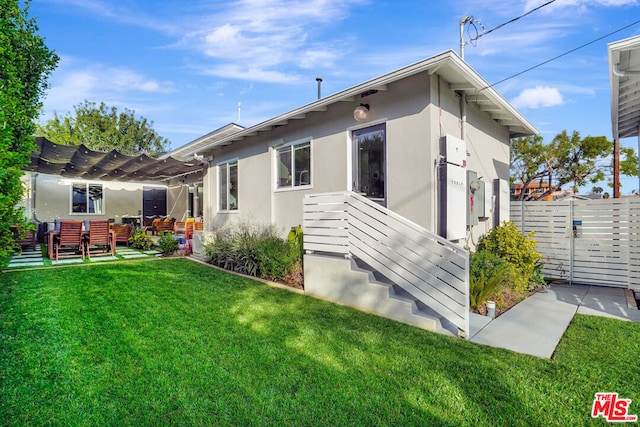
[37,100,170,157]
[0,0,58,265]
[510,130,637,201]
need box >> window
[72,183,104,214]
[219,160,238,211]
[277,140,311,189]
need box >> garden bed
[474,285,546,318]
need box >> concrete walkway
[468,283,640,359]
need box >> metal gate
[510,199,640,290]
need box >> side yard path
[470,283,640,358]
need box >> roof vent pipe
[316,77,323,99]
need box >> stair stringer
[304,253,439,332]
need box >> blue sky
[28,0,640,193]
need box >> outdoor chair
[54,220,84,261]
[113,224,132,247]
[185,221,194,240]
[174,221,186,238]
[85,220,113,259]
[11,225,37,251]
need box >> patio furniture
[174,221,186,238]
[85,220,114,259]
[185,221,194,240]
[11,225,37,251]
[113,224,132,246]
[54,220,84,261]
[153,218,174,235]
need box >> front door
[353,124,386,206]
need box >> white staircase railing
[303,191,469,335]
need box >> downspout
[614,135,620,198]
[460,92,467,142]
[613,64,640,77]
[193,183,200,218]
[433,74,442,234]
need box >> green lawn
[1,259,638,426]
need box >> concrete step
[304,254,438,332]
[349,257,457,335]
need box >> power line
[481,19,640,91]
[471,0,556,43]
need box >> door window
[353,124,386,205]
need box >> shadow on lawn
[2,259,581,426]
[223,282,549,426]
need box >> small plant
[158,231,179,256]
[469,250,515,311]
[287,226,304,263]
[128,227,154,250]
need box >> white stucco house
[21,49,536,337]
[166,49,537,337]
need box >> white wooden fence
[303,192,469,334]
[510,198,640,289]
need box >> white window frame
[346,119,387,192]
[273,137,313,192]
[218,159,239,212]
[69,182,104,215]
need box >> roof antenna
[237,102,241,123]
[316,77,323,99]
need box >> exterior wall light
[353,104,370,122]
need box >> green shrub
[158,231,179,255]
[203,222,302,281]
[476,221,543,292]
[469,250,516,310]
[257,236,299,281]
[287,226,304,263]
[469,269,510,312]
[204,228,234,269]
[128,227,154,250]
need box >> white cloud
[201,64,300,84]
[511,86,564,108]
[176,0,362,82]
[41,57,176,118]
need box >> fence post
[569,199,574,285]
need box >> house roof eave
[183,50,538,155]
[609,35,640,140]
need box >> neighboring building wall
[202,70,512,238]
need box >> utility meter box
[439,163,467,241]
[445,134,466,167]
[481,180,492,219]
[467,170,479,226]
[493,179,510,227]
